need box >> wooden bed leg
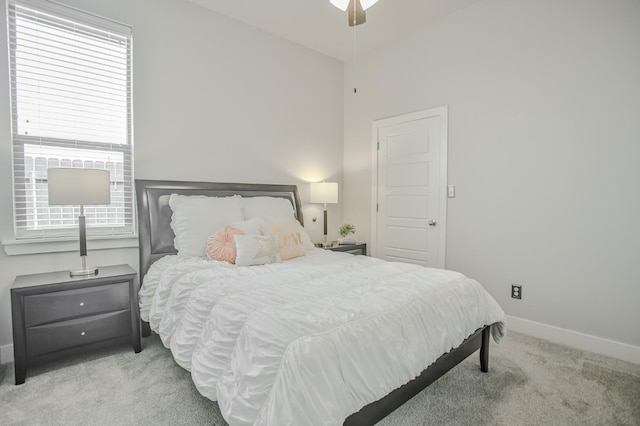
[480,326,490,372]
[142,320,151,338]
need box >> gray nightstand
[11,264,141,385]
[324,243,367,256]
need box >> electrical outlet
[511,284,522,299]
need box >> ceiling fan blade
[347,0,366,26]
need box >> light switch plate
[447,185,456,198]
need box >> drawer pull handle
[81,331,86,336]
[79,302,85,307]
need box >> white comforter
[140,249,505,425]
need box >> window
[7,0,134,239]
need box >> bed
[135,179,505,425]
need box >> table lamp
[310,182,338,247]
[48,168,111,276]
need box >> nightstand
[324,243,367,256]
[11,264,141,385]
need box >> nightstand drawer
[26,310,131,358]
[324,243,366,256]
[342,248,365,255]
[24,282,130,327]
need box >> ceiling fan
[330,0,380,26]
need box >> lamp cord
[353,25,357,93]
[353,0,357,94]
[353,0,358,95]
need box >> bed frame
[135,179,492,426]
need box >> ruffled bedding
[140,249,505,425]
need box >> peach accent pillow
[206,227,245,264]
[261,219,307,261]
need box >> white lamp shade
[48,168,111,206]
[330,0,379,11]
[310,182,338,204]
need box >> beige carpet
[1,331,638,425]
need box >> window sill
[2,235,139,256]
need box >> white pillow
[234,234,282,266]
[241,196,295,221]
[169,194,244,257]
[231,218,265,236]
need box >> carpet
[1,331,638,425]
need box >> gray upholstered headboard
[135,179,303,281]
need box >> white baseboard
[0,344,13,365]
[506,315,640,365]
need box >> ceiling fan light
[330,0,349,11]
[330,0,379,12]
[360,0,379,10]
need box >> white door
[372,106,448,268]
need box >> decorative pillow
[231,217,265,236]
[241,196,296,221]
[206,227,244,263]
[261,219,307,261]
[169,194,244,258]
[295,221,316,251]
[234,235,282,266]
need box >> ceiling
[187,0,481,61]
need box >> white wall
[0,0,344,361]
[343,0,640,359]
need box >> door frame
[370,106,448,268]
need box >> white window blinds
[8,0,134,239]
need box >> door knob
[428,220,437,227]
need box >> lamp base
[70,254,98,276]
[69,266,99,277]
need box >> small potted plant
[338,223,356,245]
